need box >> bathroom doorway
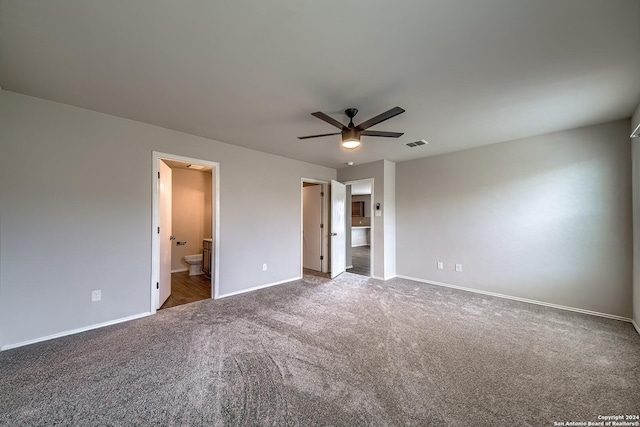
[151,152,220,313]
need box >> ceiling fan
[298,107,405,149]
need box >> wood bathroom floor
[160,271,211,310]
[347,245,370,276]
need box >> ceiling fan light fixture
[342,128,361,149]
[342,138,361,149]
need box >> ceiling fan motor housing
[342,127,360,141]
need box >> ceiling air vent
[405,139,428,148]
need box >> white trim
[1,312,152,351]
[632,320,640,336]
[152,152,221,307]
[171,268,188,273]
[217,276,301,299]
[351,243,369,248]
[371,275,386,281]
[346,265,353,269]
[396,275,633,323]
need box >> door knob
[331,233,338,236]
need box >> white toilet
[184,254,203,276]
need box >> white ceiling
[162,159,212,173]
[1,1,639,169]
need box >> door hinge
[156,282,159,289]
[320,256,323,260]
[321,192,324,197]
[158,171,160,179]
[320,223,324,229]
[157,227,160,234]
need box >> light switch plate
[375,211,382,217]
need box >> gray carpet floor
[1,273,639,426]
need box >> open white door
[158,160,172,308]
[303,185,323,271]
[330,180,346,278]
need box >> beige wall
[632,103,640,324]
[0,91,336,348]
[396,120,632,318]
[383,160,396,278]
[171,168,212,271]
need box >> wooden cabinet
[352,201,365,217]
[202,239,212,278]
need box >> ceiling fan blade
[356,107,405,131]
[298,132,341,140]
[311,112,346,130]
[361,130,404,138]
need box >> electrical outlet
[455,264,462,272]
[437,262,444,270]
[91,290,102,302]
[262,263,267,271]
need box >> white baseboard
[395,275,633,323]
[351,244,370,248]
[369,274,395,281]
[346,265,353,269]
[632,319,640,336]
[171,268,188,273]
[1,312,152,351]
[216,276,301,299]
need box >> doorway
[301,179,350,279]
[301,179,329,276]
[151,152,220,313]
[344,179,373,277]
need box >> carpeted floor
[1,273,639,426]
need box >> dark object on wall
[352,201,365,217]
[202,240,212,278]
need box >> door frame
[151,151,221,314]
[343,178,374,277]
[300,178,329,276]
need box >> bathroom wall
[171,168,212,272]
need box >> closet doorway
[301,179,330,277]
